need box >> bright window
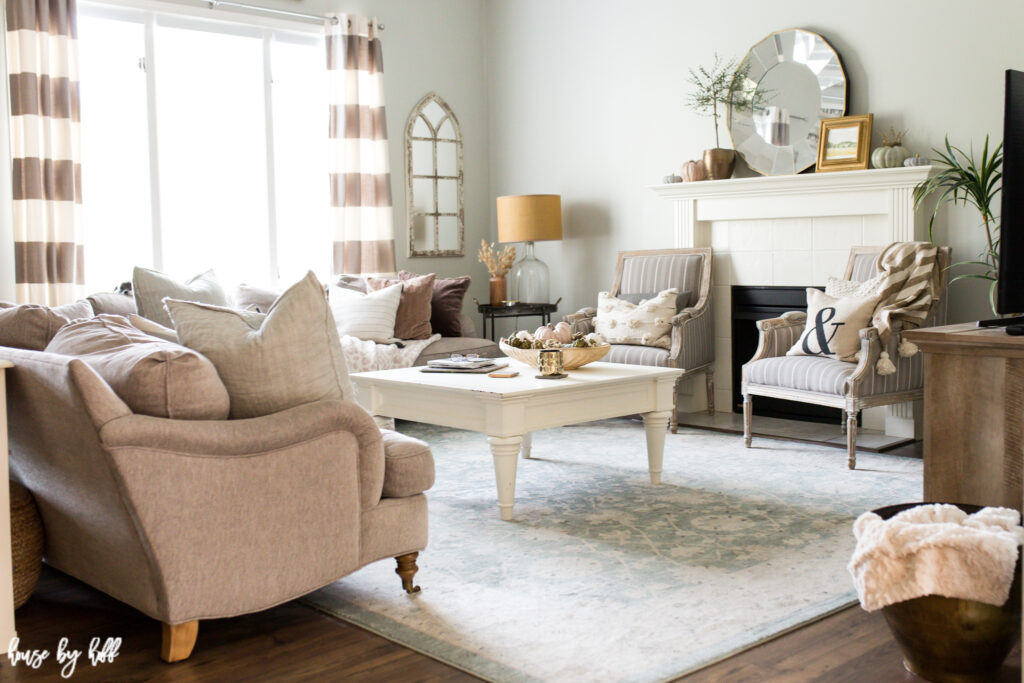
[77,6,330,293]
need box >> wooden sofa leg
[395,552,421,594]
[743,395,753,447]
[705,368,715,416]
[161,620,198,663]
[846,410,858,470]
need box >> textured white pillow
[787,289,880,361]
[328,282,403,343]
[825,273,885,299]
[593,288,677,349]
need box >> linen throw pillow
[46,315,231,420]
[787,289,880,361]
[594,288,678,349]
[327,282,403,343]
[133,267,229,328]
[233,283,283,313]
[129,314,179,343]
[166,271,355,419]
[0,302,81,350]
[400,271,470,337]
[366,273,435,340]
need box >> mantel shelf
[649,166,935,201]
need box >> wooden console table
[903,324,1023,511]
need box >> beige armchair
[1,347,433,662]
[564,248,714,431]
[741,246,951,469]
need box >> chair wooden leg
[743,394,753,447]
[841,413,847,433]
[670,376,680,434]
[161,620,198,663]
[846,410,858,469]
[705,368,715,416]
[395,552,421,594]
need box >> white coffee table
[352,360,682,520]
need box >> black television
[997,69,1024,316]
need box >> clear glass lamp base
[510,242,550,304]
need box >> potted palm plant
[913,136,1003,315]
[685,54,766,179]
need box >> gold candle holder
[538,349,564,377]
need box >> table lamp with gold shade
[496,194,562,304]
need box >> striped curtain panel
[326,14,396,275]
[6,0,85,304]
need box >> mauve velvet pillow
[399,271,470,337]
[366,273,435,340]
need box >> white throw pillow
[787,289,880,361]
[166,271,354,418]
[328,282,403,343]
[593,288,677,349]
[825,272,885,299]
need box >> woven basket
[10,481,43,609]
[499,341,610,370]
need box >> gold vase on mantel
[489,276,507,306]
[703,148,736,180]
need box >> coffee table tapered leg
[488,435,523,521]
[642,411,672,484]
[521,432,533,459]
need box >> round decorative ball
[680,160,707,182]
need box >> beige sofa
[0,343,434,662]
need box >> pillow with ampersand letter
[787,289,880,361]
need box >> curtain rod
[205,0,385,29]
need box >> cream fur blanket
[339,333,441,373]
[849,504,1023,611]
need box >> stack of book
[420,358,509,374]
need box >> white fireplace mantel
[650,166,936,248]
[649,165,937,439]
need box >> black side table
[476,300,560,341]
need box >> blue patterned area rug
[303,419,921,682]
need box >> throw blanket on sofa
[849,504,1023,611]
[340,333,441,373]
[868,241,941,375]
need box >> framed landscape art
[816,114,873,172]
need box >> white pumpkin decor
[680,160,707,182]
[553,321,573,343]
[871,127,911,169]
[534,325,559,342]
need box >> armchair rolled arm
[102,411,365,623]
[845,319,920,396]
[670,302,714,370]
[749,312,807,362]
[564,307,597,336]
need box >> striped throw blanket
[869,241,942,374]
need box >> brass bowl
[499,341,610,370]
[874,502,1021,683]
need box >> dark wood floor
[1,565,1018,682]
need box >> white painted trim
[649,166,936,202]
[143,13,164,271]
[261,30,279,282]
[81,0,323,35]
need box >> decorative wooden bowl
[499,341,610,370]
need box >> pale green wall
[484,0,1024,325]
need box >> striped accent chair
[741,246,951,469]
[564,248,714,432]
